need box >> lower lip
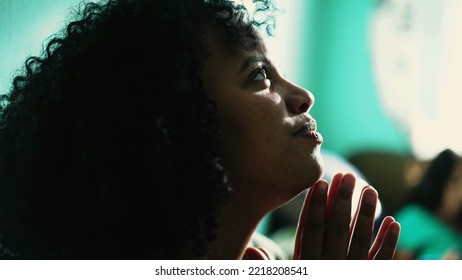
[298,131,323,144]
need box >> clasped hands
[246,173,401,260]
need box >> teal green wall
[0,0,81,95]
[290,0,411,158]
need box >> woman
[394,149,462,260]
[0,0,400,259]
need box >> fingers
[257,246,275,260]
[326,173,344,214]
[294,172,400,261]
[295,180,328,259]
[347,187,377,259]
[322,173,355,259]
[244,246,270,260]
[368,216,401,260]
[293,186,313,259]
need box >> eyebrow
[239,55,271,73]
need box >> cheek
[218,104,279,157]
[215,95,285,168]
[218,93,282,138]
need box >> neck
[175,188,268,260]
[178,178,293,259]
[205,192,266,259]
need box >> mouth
[294,119,323,144]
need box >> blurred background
[1,0,462,256]
[262,0,462,221]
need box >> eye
[251,66,270,82]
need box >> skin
[194,24,400,260]
[203,25,323,214]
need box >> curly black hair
[0,0,276,259]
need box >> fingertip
[383,215,396,224]
[314,178,328,186]
[244,247,268,260]
[315,179,328,195]
[258,246,274,260]
[342,173,356,186]
[390,221,401,235]
[384,220,400,244]
[330,173,344,188]
[361,187,378,206]
[384,221,401,252]
[362,185,377,193]
[306,180,328,202]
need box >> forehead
[198,24,269,103]
[204,31,268,93]
[201,21,266,55]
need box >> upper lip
[293,119,317,136]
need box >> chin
[305,150,325,186]
[282,159,325,205]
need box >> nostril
[287,94,311,114]
[299,103,309,113]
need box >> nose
[284,81,314,114]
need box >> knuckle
[353,235,371,249]
[360,204,376,217]
[306,219,325,234]
[337,185,354,200]
[330,221,350,236]
[311,192,326,207]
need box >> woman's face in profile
[200,25,324,207]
